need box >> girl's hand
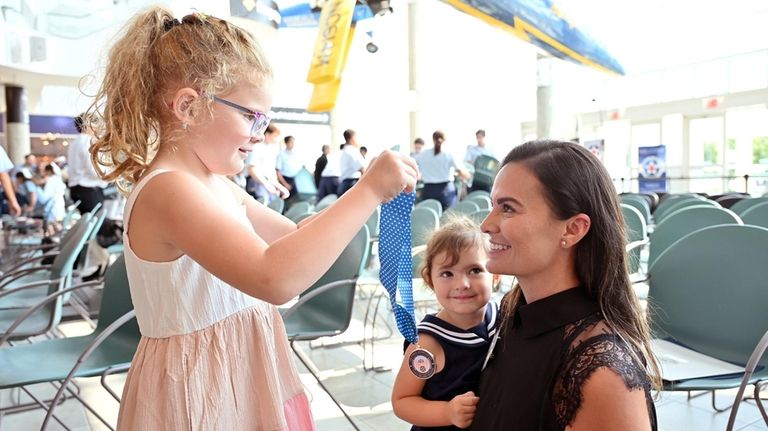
[357,151,419,203]
[446,391,479,428]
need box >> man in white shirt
[337,129,368,196]
[68,113,109,214]
[317,145,342,202]
[245,124,288,203]
[0,146,21,216]
[464,129,492,165]
[275,135,304,203]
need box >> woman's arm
[392,334,479,428]
[567,367,652,431]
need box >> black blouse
[469,287,657,431]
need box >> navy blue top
[409,302,499,431]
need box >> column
[4,85,30,165]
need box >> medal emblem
[408,346,436,379]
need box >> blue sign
[638,145,667,193]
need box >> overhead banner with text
[308,26,355,112]
[638,145,668,193]
[306,0,357,84]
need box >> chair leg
[290,341,360,431]
[711,390,733,412]
[755,380,767,425]
[363,292,391,373]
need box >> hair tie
[163,18,181,32]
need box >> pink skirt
[117,306,315,430]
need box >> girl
[392,216,498,430]
[88,7,418,430]
[470,140,659,430]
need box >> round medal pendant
[408,347,436,379]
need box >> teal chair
[467,194,491,210]
[0,255,139,430]
[648,224,768,413]
[281,225,370,431]
[726,328,768,430]
[654,196,706,223]
[267,197,285,214]
[284,201,314,222]
[653,194,700,216]
[469,209,490,225]
[442,200,479,223]
[471,155,500,192]
[620,204,648,277]
[740,201,768,228]
[315,194,337,211]
[621,194,652,225]
[655,199,719,225]
[416,198,443,218]
[292,167,318,202]
[649,206,741,267]
[465,190,490,200]
[411,207,440,247]
[730,197,768,216]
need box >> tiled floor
[1,289,766,431]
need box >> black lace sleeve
[552,333,652,428]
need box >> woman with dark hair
[414,130,470,210]
[470,140,659,430]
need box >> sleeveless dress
[116,170,315,431]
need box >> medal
[408,345,436,379]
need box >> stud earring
[182,122,188,131]
[561,240,567,248]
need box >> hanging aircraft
[259,0,623,111]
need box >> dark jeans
[317,176,339,201]
[69,185,105,214]
[422,181,457,211]
[337,178,358,197]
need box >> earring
[561,240,567,248]
[181,122,188,131]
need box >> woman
[470,140,659,430]
[415,130,470,210]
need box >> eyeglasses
[210,95,271,137]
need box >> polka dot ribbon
[378,191,418,344]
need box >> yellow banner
[308,26,355,112]
[306,0,357,84]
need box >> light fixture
[366,0,392,16]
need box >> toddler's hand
[447,391,479,429]
[358,151,419,203]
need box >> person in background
[314,144,330,188]
[410,138,425,158]
[14,170,37,213]
[246,124,288,202]
[0,146,21,216]
[415,130,470,210]
[360,146,368,159]
[275,135,303,203]
[464,129,492,165]
[68,113,109,214]
[317,144,342,202]
[337,129,367,196]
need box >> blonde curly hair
[87,7,272,191]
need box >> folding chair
[281,225,370,431]
[648,224,768,413]
[0,255,139,430]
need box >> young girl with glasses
[87,7,418,429]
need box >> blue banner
[638,145,668,193]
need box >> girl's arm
[391,334,479,428]
[567,368,652,431]
[134,151,417,305]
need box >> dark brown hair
[498,140,661,390]
[420,215,489,288]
